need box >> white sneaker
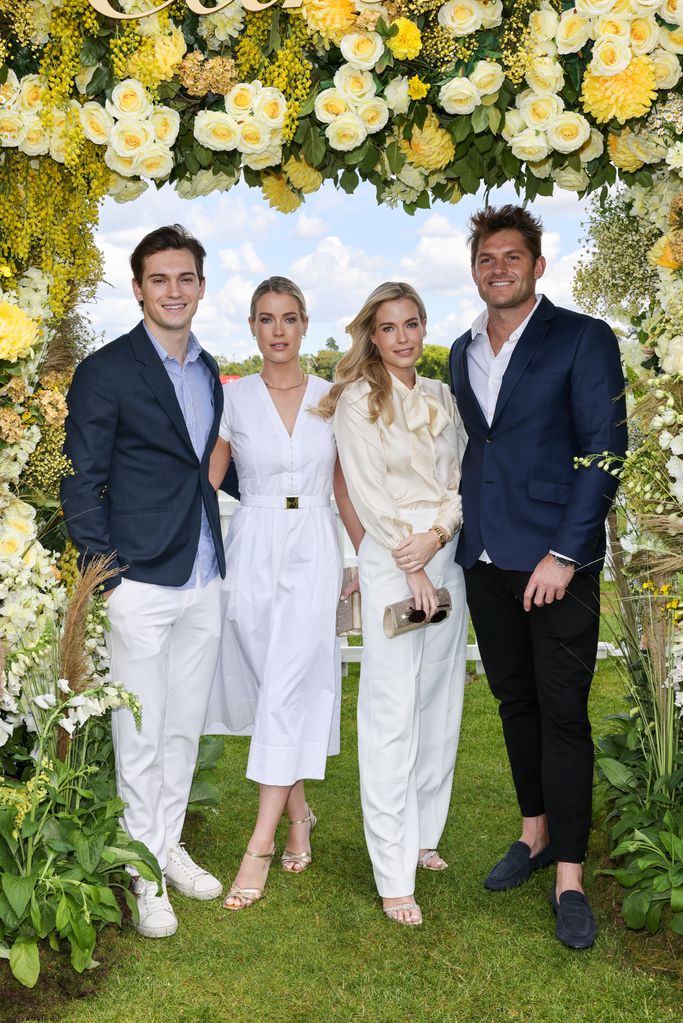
[165,843,223,900]
[131,876,178,938]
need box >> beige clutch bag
[383,587,451,639]
[336,568,362,637]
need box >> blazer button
[486,435,493,444]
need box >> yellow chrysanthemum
[387,18,423,61]
[581,55,657,125]
[399,110,455,171]
[283,157,323,194]
[0,301,38,363]
[408,76,429,101]
[262,174,303,214]
[607,131,644,172]
[301,0,357,48]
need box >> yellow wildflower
[642,580,655,591]
[283,157,323,194]
[0,301,38,362]
[262,174,303,214]
[388,18,423,61]
[581,55,657,125]
[408,76,430,101]
[399,109,455,171]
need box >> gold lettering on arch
[88,0,380,17]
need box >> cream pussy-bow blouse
[333,373,465,550]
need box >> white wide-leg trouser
[357,516,467,899]
[106,575,221,870]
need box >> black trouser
[464,562,600,863]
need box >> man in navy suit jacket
[449,205,627,949]
[62,225,228,938]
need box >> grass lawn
[3,659,682,1023]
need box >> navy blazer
[61,321,227,588]
[449,296,627,573]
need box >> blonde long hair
[316,281,427,424]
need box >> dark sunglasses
[408,605,449,624]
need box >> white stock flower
[106,79,152,120]
[325,111,367,151]
[509,129,551,163]
[339,32,384,70]
[666,140,683,171]
[109,118,155,159]
[196,1,246,45]
[591,36,633,76]
[33,692,56,710]
[194,110,240,152]
[151,106,180,146]
[469,60,505,96]
[437,0,483,37]
[660,335,683,374]
[334,64,376,103]
[547,112,591,153]
[315,88,351,123]
[357,96,389,133]
[384,76,410,115]
[57,678,71,693]
[438,77,481,115]
[79,102,114,146]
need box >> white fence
[218,494,619,673]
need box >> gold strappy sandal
[383,901,423,926]
[417,849,448,871]
[281,807,317,873]
[222,848,274,910]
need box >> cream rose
[18,74,45,115]
[106,79,152,121]
[175,168,238,200]
[151,106,180,146]
[525,56,564,95]
[469,60,505,96]
[546,112,591,153]
[49,130,67,164]
[650,46,683,86]
[528,156,553,179]
[357,96,389,133]
[325,111,367,151]
[384,76,410,115]
[595,15,631,41]
[630,16,661,54]
[438,77,481,115]
[109,118,155,159]
[437,0,483,37]
[194,110,240,152]
[661,0,683,24]
[501,108,525,142]
[334,64,376,103]
[314,88,351,124]
[135,143,173,179]
[578,127,605,163]
[0,111,26,147]
[339,32,384,70]
[238,116,271,154]
[480,0,503,29]
[108,173,149,203]
[79,102,114,146]
[517,90,564,130]
[19,116,49,156]
[104,147,136,178]
[529,6,559,42]
[591,36,634,75]
[509,129,551,163]
[631,0,668,13]
[555,11,591,54]
[659,23,683,51]
[575,0,616,14]
[225,82,259,118]
[253,88,288,131]
[242,143,282,170]
[552,164,590,191]
[0,69,20,110]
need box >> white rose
[438,77,481,115]
[590,36,633,76]
[509,129,551,162]
[525,56,565,94]
[517,90,564,130]
[106,79,152,120]
[242,143,282,170]
[49,130,67,164]
[225,82,259,118]
[194,110,240,152]
[631,0,667,14]
[109,118,155,159]
[437,0,483,37]
[18,74,44,114]
[546,112,591,153]
[529,6,559,42]
[578,127,605,163]
[339,32,384,70]
[238,116,271,154]
[595,15,631,41]
[528,156,553,178]
[104,147,137,178]
[0,69,20,110]
[552,164,590,191]
[175,168,238,199]
[501,108,525,142]
[314,88,351,124]
[19,115,50,156]
[79,101,114,145]
[575,0,616,15]
[555,11,591,54]
[480,0,503,29]
[334,64,376,103]
[107,173,149,203]
[630,17,660,54]
[469,60,505,96]
[384,76,410,115]
[660,0,683,24]
[650,46,683,86]
[0,111,27,147]
[357,96,389,133]
[151,106,180,146]
[135,143,173,179]
[658,23,683,51]
[253,88,287,131]
[325,111,367,151]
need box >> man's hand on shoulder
[523,554,575,611]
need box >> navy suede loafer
[550,887,597,950]
[484,840,554,891]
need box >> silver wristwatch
[551,553,575,569]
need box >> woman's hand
[406,569,439,620]
[392,531,440,573]
[340,569,360,600]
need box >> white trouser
[106,575,221,870]
[357,514,467,898]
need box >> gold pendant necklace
[261,370,306,391]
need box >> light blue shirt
[145,325,218,589]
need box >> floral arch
[1,0,682,987]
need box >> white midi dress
[204,373,342,786]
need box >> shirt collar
[470,294,543,345]
[144,323,203,366]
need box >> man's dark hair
[468,204,543,265]
[129,224,207,283]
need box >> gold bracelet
[431,524,450,548]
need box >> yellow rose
[79,102,114,146]
[509,128,551,163]
[110,118,155,159]
[0,301,38,362]
[238,117,271,155]
[501,108,525,142]
[334,65,376,103]
[50,131,67,164]
[225,82,258,118]
[194,110,240,152]
[106,80,153,121]
[357,96,389,133]
[469,60,505,96]
[525,56,564,95]
[339,32,384,70]
[630,17,659,55]
[0,531,26,560]
[325,111,367,151]
[253,88,288,131]
[438,77,480,115]
[437,0,483,37]
[659,24,683,52]
[546,112,591,153]
[650,46,683,87]
[631,0,667,13]
[517,90,564,130]
[135,143,174,179]
[314,88,350,124]
[590,36,633,76]
[74,65,98,96]
[481,0,503,28]
[555,11,591,54]
[18,75,44,114]
[0,111,26,147]
[19,116,49,157]
[528,156,553,179]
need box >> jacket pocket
[528,478,571,505]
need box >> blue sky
[92,178,587,361]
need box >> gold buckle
[285,496,299,510]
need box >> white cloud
[290,235,387,321]
[219,242,266,274]
[293,214,328,239]
[399,220,473,294]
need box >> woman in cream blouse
[318,281,468,926]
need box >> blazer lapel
[200,349,223,456]
[129,322,195,453]
[490,296,554,428]
[453,331,489,433]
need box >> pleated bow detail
[400,380,451,487]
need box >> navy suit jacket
[61,321,227,588]
[449,296,628,573]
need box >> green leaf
[193,144,213,170]
[85,66,113,99]
[302,129,326,168]
[267,9,281,54]
[598,757,636,792]
[339,168,358,194]
[622,887,651,929]
[645,900,663,933]
[345,140,372,166]
[670,912,683,935]
[73,830,107,874]
[56,895,70,932]
[9,937,40,989]
[188,778,220,806]
[385,140,405,175]
[471,104,490,134]
[413,105,427,131]
[487,106,502,134]
[79,38,104,67]
[1,874,35,921]
[415,190,430,210]
[671,886,683,912]
[450,117,471,144]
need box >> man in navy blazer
[62,225,227,938]
[449,205,627,949]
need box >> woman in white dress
[207,277,362,911]
[317,282,468,926]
